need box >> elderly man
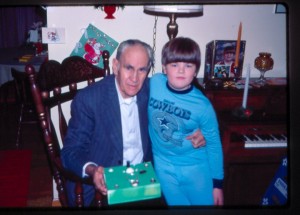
[61,39,205,207]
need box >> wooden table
[0,47,47,86]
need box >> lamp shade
[144,5,203,17]
[143,5,204,40]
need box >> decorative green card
[70,24,119,68]
[104,162,161,205]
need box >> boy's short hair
[223,46,235,54]
[161,37,201,74]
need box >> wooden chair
[11,68,38,148]
[25,51,110,207]
[0,80,14,121]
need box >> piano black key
[268,134,274,140]
[245,134,259,141]
[272,134,279,140]
[273,134,285,141]
[257,134,267,140]
[241,134,247,141]
[261,134,273,141]
[269,135,276,140]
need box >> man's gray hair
[116,39,155,72]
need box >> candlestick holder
[232,106,253,119]
[205,78,224,89]
[232,67,240,82]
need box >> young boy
[148,37,224,206]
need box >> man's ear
[112,59,119,75]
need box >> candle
[234,22,242,68]
[242,64,250,108]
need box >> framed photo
[42,27,66,44]
[203,40,246,84]
[274,4,286,14]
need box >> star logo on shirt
[157,116,170,129]
[152,111,183,147]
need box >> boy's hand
[186,129,206,148]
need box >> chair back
[11,68,38,148]
[25,51,110,207]
[11,68,32,105]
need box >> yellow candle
[234,22,242,68]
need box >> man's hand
[186,129,206,148]
[86,164,107,195]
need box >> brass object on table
[254,52,274,86]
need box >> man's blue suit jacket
[61,75,152,206]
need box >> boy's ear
[162,65,166,74]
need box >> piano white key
[244,142,287,148]
[243,134,287,148]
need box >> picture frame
[275,4,286,14]
[42,27,66,44]
[203,40,246,84]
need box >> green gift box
[104,162,161,205]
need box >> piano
[242,133,287,148]
[220,115,287,164]
[202,81,287,205]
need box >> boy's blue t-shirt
[148,73,223,180]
